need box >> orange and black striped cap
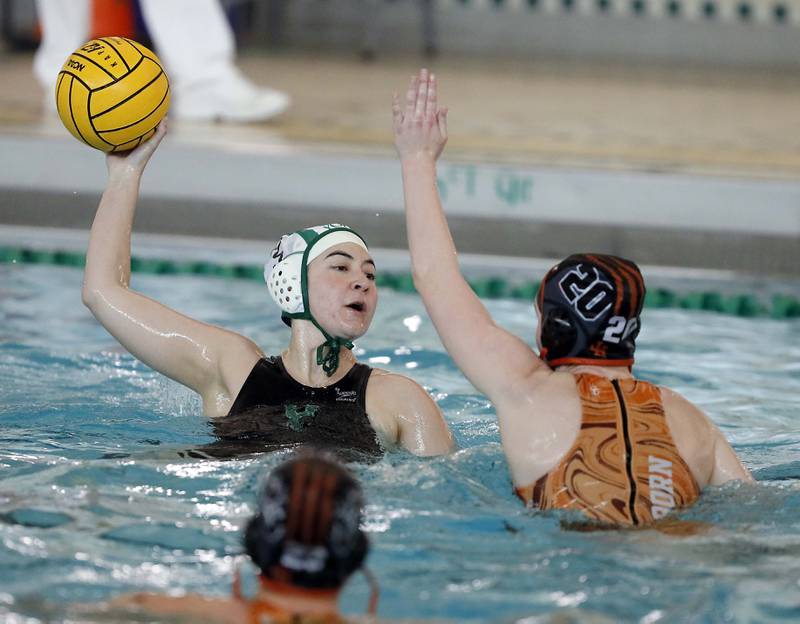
[244,455,368,590]
[537,253,645,368]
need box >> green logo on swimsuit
[285,403,319,432]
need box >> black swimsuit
[203,356,382,460]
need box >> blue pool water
[1,263,799,623]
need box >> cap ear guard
[330,529,368,583]
[540,304,580,362]
[266,252,304,315]
[326,486,368,581]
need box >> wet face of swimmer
[306,242,378,342]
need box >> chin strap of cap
[316,336,354,377]
[306,314,353,377]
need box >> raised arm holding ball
[81,122,452,459]
[393,69,751,527]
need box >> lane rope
[1,246,798,318]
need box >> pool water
[1,264,799,623]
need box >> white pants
[33,0,238,92]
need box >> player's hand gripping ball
[56,37,170,152]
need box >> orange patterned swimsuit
[515,373,701,526]
[244,601,344,624]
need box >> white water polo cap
[264,224,369,376]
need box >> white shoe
[172,70,290,123]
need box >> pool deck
[0,49,799,276]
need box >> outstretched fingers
[399,70,441,130]
[437,108,448,140]
[415,68,429,121]
[393,69,448,161]
[425,73,438,122]
[405,73,418,119]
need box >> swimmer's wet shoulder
[365,368,455,456]
[493,367,583,486]
[660,385,749,487]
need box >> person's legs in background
[33,0,90,111]
[33,0,288,123]
[139,0,289,122]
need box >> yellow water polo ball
[56,37,170,152]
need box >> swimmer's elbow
[81,282,99,310]
[410,264,433,290]
[81,281,108,311]
[81,280,124,312]
[411,264,450,300]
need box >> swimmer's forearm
[84,123,167,302]
[83,171,141,300]
[401,155,461,288]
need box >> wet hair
[537,253,645,368]
[244,455,368,590]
